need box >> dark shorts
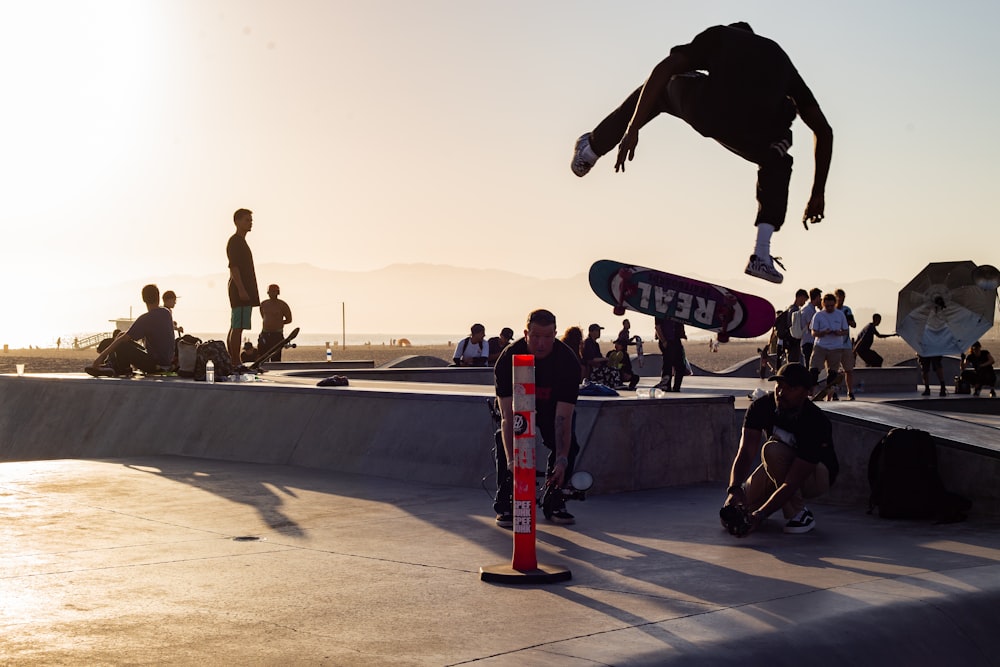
[918,356,942,372]
[231,306,253,330]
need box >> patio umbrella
[896,261,998,357]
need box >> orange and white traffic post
[480,354,571,584]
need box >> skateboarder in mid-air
[571,22,833,285]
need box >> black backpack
[194,340,235,381]
[867,427,970,522]
[774,309,792,341]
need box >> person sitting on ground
[582,323,618,385]
[962,341,996,398]
[453,323,489,366]
[853,313,896,368]
[241,341,258,363]
[88,284,175,375]
[487,327,514,366]
[606,340,640,390]
[723,363,839,536]
[560,326,586,383]
[162,290,183,335]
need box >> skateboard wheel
[613,306,626,316]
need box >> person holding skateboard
[493,309,582,527]
[571,22,833,284]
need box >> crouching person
[722,363,839,536]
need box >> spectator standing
[227,208,260,365]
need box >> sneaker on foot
[744,254,785,284]
[495,512,513,529]
[547,508,576,525]
[784,508,815,534]
[922,387,931,396]
[571,133,598,177]
[940,386,947,397]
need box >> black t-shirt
[743,392,839,484]
[227,234,260,307]
[495,338,579,429]
[670,24,818,141]
[581,338,602,365]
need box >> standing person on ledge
[227,208,259,366]
[258,284,293,361]
[493,309,581,527]
[570,22,833,284]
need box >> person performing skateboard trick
[571,22,833,284]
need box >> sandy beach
[0,337,938,376]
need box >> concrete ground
[3,456,1000,666]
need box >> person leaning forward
[493,309,581,527]
[723,363,839,536]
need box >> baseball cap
[500,327,514,339]
[163,290,178,300]
[267,284,280,293]
[767,363,813,388]
[588,323,604,332]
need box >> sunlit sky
[2,1,999,347]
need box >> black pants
[493,419,580,514]
[113,340,161,373]
[856,347,883,367]
[785,338,802,364]
[258,331,286,361]
[589,73,793,230]
[659,339,685,391]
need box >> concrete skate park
[2,353,999,665]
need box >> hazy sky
[3,1,999,346]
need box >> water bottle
[326,344,332,362]
[206,359,215,383]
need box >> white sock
[754,224,775,259]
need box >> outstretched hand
[615,130,639,172]
[802,194,825,229]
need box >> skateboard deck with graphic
[589,260,775,340]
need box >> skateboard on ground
[589,260,775,341]
[811,370,844,402]
[248,327,300,373]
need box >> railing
[73,333,112,350]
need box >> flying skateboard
[589,260,775,341]
[247,327,300,373]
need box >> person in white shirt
[453,323,489,366]
[809,293,849,387]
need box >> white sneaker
[571,133,598,177]
[783,508,815,534]
[745,254,785,284]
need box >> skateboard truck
[612,267,638,316]
[716,293,739,343]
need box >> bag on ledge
[867,427,970,523]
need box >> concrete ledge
[261,359,375,370]
[819,402,1000,516]
[0,376,735,494]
